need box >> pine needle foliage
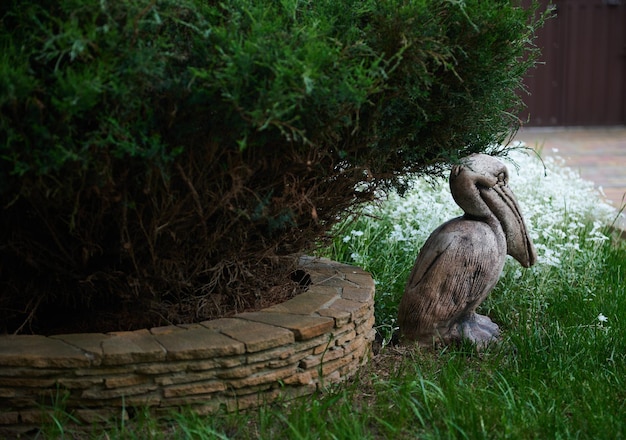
[0,0,542,334]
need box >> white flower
[597,313,608,323]
[333,145,619,277]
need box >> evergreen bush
[0,0,541,334]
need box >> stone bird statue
[398,154,537,347]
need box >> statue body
[398,154,537,347]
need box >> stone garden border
[0,256,376,435]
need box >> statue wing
[398,217,503,341]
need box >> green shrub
[0,0,541,334]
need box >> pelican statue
[398,153,537,347]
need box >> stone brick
[149,325,181,335]
[0,367,63,377]
[350,339,371,363]
[266,358,294,369]
[298,355,319,370]
[308,285,343,296]
[104,374,150,389]
[154,327,245,360]
[341,286,375,303]
[334,329,357,346]
[266,348,314,370]
[246,345,295,365]
[215,365,258,380]
[307,274,348,288]
[291,333,333,354]
[162,380,226,398]
[342,334,371,357]
[227,366,295,389]
[316,307,352,327]
[297,255,337,271]
[0,411,19,424]
[344,272,375,291]
[0,395,40,408]
[50,333,111,364]
[81,383,158,400]
[0,387,15,398]
[100,330,167,365]
[238,312,334,341]
[312,343,329,355]
[299,346,344,370]
[73,365,135,376]
[324,347,346,362]
[318,353,355,377]
[329,322,356,338]
[282,370,313,386]
[54,377,103,390]
[123,393,162,407]
[323,298,370,321]
[261,289,338,315]
[299,256,356,275]
[135,360,200,375]
[200,318,294,353]
[355,314,376,335]
[223,383,272,397]
[0,377,57,388]
[156,370,218,386]
[213,356,248,369]
[0,335,91,368]
[364,328,377,342]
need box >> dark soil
[3,269,311,336]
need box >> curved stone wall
[0,257,375,434]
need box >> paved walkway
[513,127,626,230]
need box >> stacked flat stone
[0,256,375,435]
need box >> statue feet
[456,313,500,348]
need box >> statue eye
[497,172,507,184]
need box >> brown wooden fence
[520,0,626,126]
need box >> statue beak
[481,185,537,268]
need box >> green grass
[32,152,626,439]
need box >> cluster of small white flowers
[503,147,617,268]
[346,146,620,271]
[375,178,462,253]
[342,229,365,243]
